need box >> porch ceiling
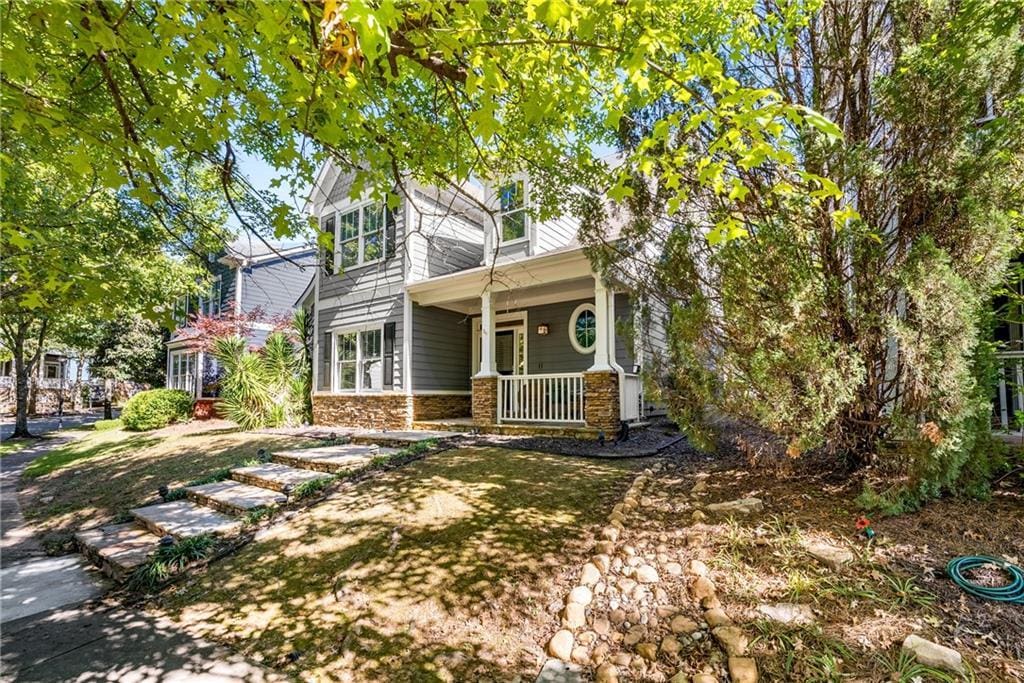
[406,246,596,313]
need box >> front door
[495,327,524,375]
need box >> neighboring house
[0,351,89,415]
[166,240,316,399]
[302,162,667,434]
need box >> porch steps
[131,500,243,539]
[351,430,456,448]
[410,421,471,433]
[272,444,394,474]
[230,462,332,493]
[75,523,161,582]
[185,480,287,514]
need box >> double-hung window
[499,179,527,242]
[333,327,384,392]
[334,202,386,272]
[208,276,222,316]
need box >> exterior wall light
[537,323,550,336]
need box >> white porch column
[195,350,204,399]
[475,288,498,377]
[589,275,614,372]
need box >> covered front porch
[406,248,645,436]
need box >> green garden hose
[946,555,1024,604]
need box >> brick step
[272,444,394,474]
[185,480,287,514]
[230,462,332,493]
[350,430,452,449]
[75,522,161,582]
[131,500,242,539]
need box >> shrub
[121,389,192,431]
[92,419,123,431]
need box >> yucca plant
[211,329,306,430]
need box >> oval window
[569,304,597,354]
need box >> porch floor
[412,418,636,440]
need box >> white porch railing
[498,373,585,424]
[621,373,644,422]
[995,351,1024,432]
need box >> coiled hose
[946,555,1024,604]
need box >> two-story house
[166,239,316,399]
[305,162,667,436]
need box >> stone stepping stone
[351,430,451,448]
[535,658,582,683]
[230,462,332,492]
[273,444,396,473]
[186,480,287,514]
[131,500,242,539]
[75,522,160,581]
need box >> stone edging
[543,465,760,682]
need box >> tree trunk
[11,325,34,439]
[11,318,49,439]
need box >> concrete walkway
[0,410,109,441]
[2,603,283,682]
[1,433,78,567]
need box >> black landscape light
[158,485,169,501]
[597,431,605,446]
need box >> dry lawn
[159,446,641,682]
[19,420,312,545]
[655,458,1024,682]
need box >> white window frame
[497,177,529,246]
[332,201,386,273]
[44,361,62,380]
[331,323,386,393]
[168,349,197,393]
[569,303,597,355]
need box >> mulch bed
[465,418,692,458]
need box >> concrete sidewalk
[1,602,283,682]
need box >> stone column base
[472,376,498,426]
[584,371,620,435]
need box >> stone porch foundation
[472,376,499,426]
[584,370,620,435]
[313,393,410,431]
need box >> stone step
[131,500,242,539]
[230,462,332,493]
[185,480,287,514]
[272,444,396,474]
[75,523,161,582]
[350,430,451,449]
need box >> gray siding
[524,295,635,374]
[408,190,485,280]
[240,251,316,320]
[314,181,408,390]
[411,304,472,391]
[316,294,404,390]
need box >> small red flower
[855,516,871,531]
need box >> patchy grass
[18,421,314,536]
[160,447,640,681]
[659,455,1024,682]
